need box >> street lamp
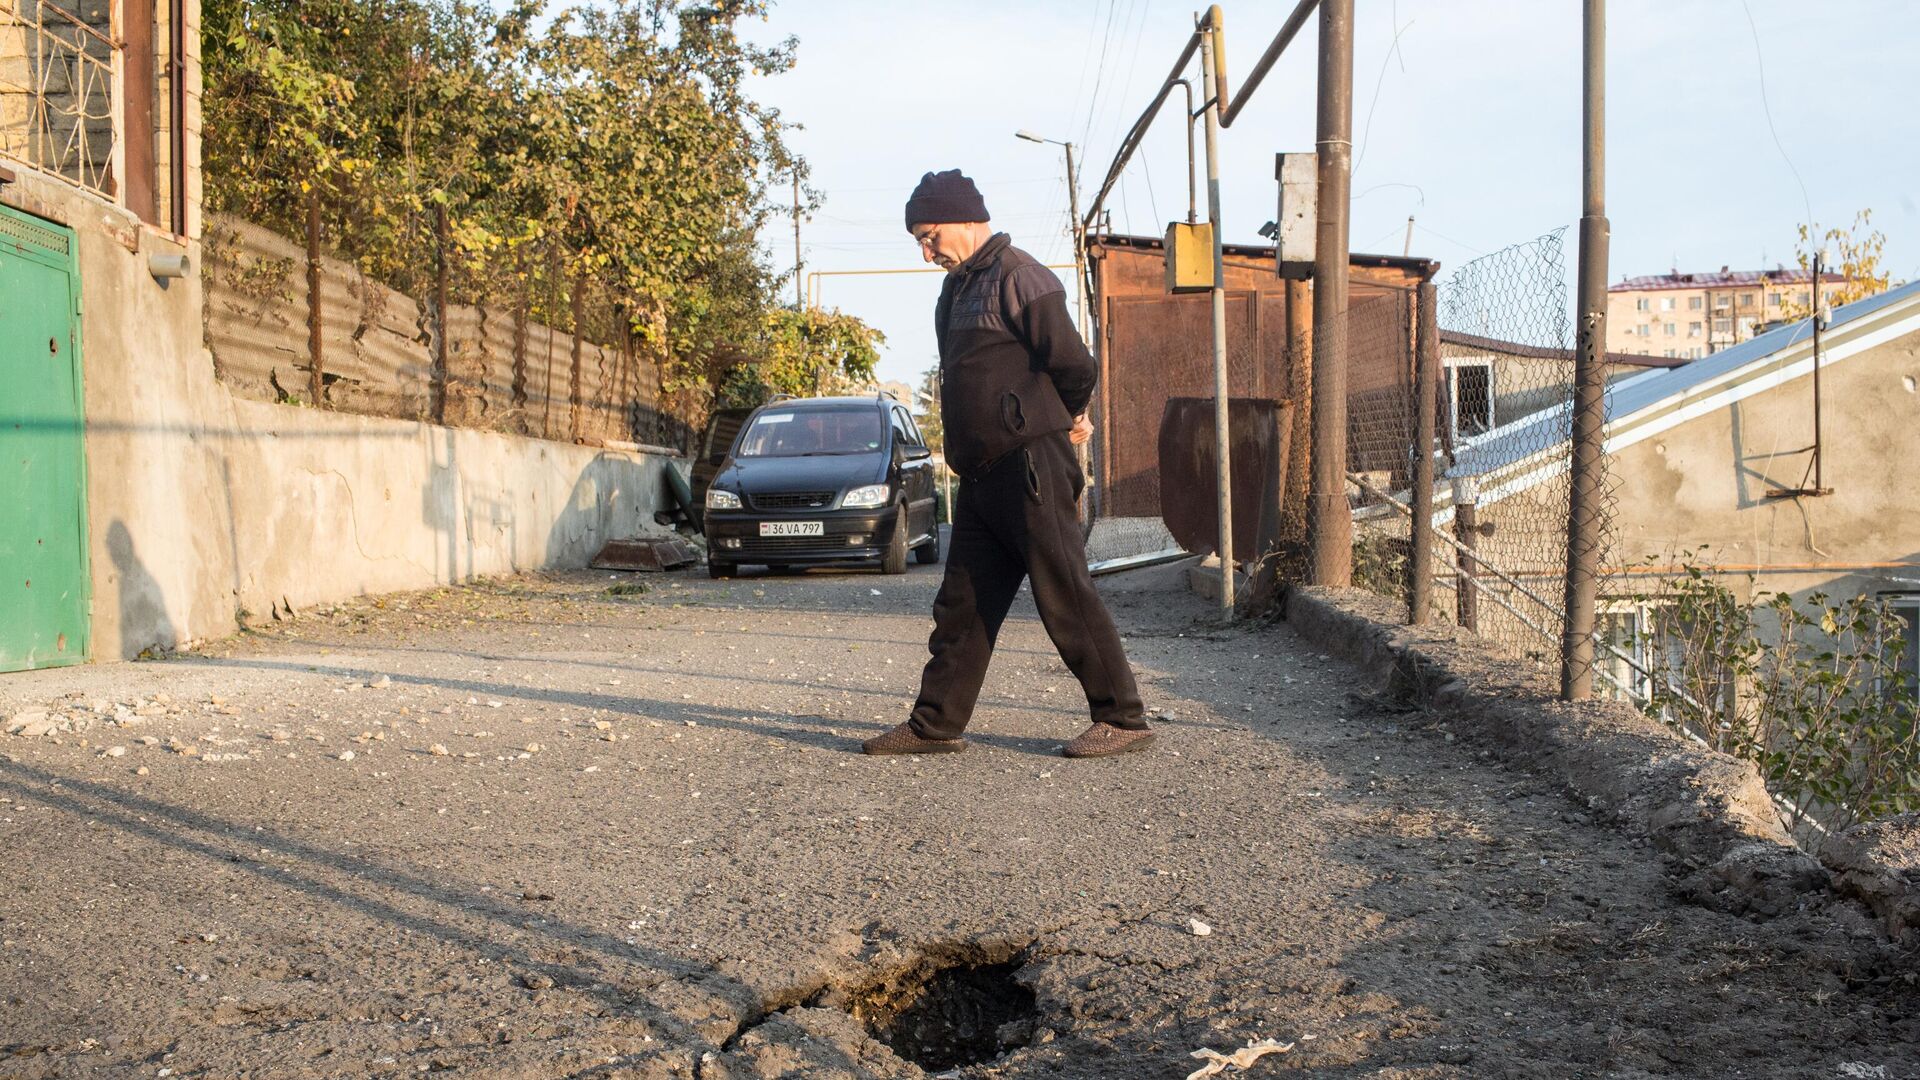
[1014,130,1088,340]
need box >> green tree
[1779,209,1892,321]
[914,365,944,454]
[711,308,884,408]
[202,0,839,426]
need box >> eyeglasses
[912,226,942,249]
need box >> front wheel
[881,507,909,575]
[914,520,942,565]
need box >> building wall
[1607,277,1846,360]
[1602,323,1920,605]
[3,169,675,661]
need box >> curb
[1282,586,1845,922]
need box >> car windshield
[735,407,884,457]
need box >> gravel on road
[1,559,1916,1078]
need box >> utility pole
[1309,0,1355,587]
[1200,11,1233,619]
[1561,0,1610,701]
[1064,141,1087,341]
[792,171,805,309]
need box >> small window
[1637,324,1650,337]
[889,407,913,447]
[1635,297,1650,311]
[1664,322,1677,336]
[1688,296,1703,310]
[1448,362,1493,437]
[1768,292,1781,307]
[1688,321,1701,337]
[1714,295,1731,309]
[1739,293,1754,308]
[1661,297,1676,310]
[1713,318,1731,332]
[1599,600,1725,712]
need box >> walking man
[862,170,1154,759]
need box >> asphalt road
[1,556,1917,1078]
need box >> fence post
[1283,278,1313,562]
[511,261,529,411]
[568,266,587,443]
[1562,0,1610,700]
[1454,476,1480,632]
[433,203,449,425]
[305,189,324,407]
[1410,281,1437,624]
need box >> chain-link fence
[1286,229,1640,694]
[1343,284,1419,604]
[1085,228,1630,687]
[1083,236,1429,578]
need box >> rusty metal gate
[1092,287,1286,562]
[0,202,89,670]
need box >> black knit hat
[904,169,990,230]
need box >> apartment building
[1606,266,1846,360]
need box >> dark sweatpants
[908,431,1146,739]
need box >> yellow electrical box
[1164,222,1214,293]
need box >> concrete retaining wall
[3,170,678,662]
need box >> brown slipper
[861,722,967,756]
[1062,722,1155,758]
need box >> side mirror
[904,444,933,461]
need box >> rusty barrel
[1156,397,1295,563]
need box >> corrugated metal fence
[203,214,670,447]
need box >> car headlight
[706,488,741,510]
[842,484,890,509]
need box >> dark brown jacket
[934,233,1096,478]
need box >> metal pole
[306,190,324,408]
[1562,0,1610,701]
[1411,282,1437,624]
[168,0,186,236]
[793,172,805,309]
[1064,140,1094,532]
[1064,142,1087,342]
[1221,0,1319,128]
[1811,250,1824,492]
[1309,0,1354,586]
[1179,80,1198,223]
[1200,13,1233,618]
[1454,477,1480,633]
[569,267,587,441]
[433,203,450,426]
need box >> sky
[742,1,1920,391]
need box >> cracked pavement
[2,558,1918,1078]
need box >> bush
[1631,557,1919,835]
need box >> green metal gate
[1,204,89,671]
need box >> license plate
[759,521,823,537]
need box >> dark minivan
[702,394,941,577]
